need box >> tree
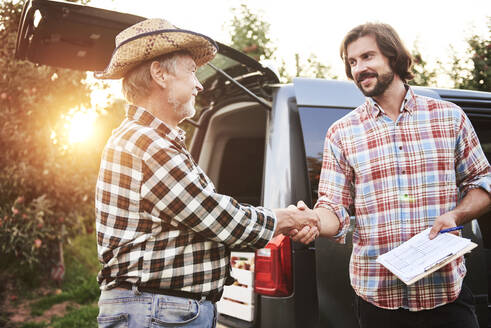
[448,18,490,91]
[409,42,437,86]
[226,3,337,83]
[0,0,122,284]
[227,4,276,61]
[296,53,337,80]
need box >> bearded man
[293,22,491,328]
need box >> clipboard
[376,228,477,285]
[398,242,477,285]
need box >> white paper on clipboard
[376,228,477,285]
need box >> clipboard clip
[424,253,454,272]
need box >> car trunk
[15,1,280,326]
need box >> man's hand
[429,188,491,239]
[286,204,319,244]
[273,202,320,244]
[429,211,459,239]
[286,201,321,244]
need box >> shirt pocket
[413,135,458,209]
[151,295,200,326]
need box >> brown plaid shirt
[95,106,276,296]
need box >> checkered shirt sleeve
[95,106,275,295]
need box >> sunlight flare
[65,108,98,144]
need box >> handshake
[273,201,321,244]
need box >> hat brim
[95,29,218,79]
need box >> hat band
[115,28,218,53]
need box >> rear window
[469,117,491,162]
[216,137,264,206]
[298,107,352,205]
[196,54,241,82]
[468,115,491,248]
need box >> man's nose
[352,62,365,76]
[195,77,203,93]
[352,62,367,80]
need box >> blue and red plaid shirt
[315,87,491,311]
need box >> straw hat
[95,18,218,79]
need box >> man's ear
[150,61,167,88]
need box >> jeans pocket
[97,313,129,328]
[151,296,200,327]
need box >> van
[16,1,491,327]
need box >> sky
[90,0,490,87]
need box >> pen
[439,226,464,234]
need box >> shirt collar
[126,105,186,144]
[366,84,416,118]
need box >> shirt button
[399,146,403,150]
[402,170,406,174]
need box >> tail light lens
[254,234,292,296]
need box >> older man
[94,19,318,328]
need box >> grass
[19,304,99,328]
[29,279,99,316]
[50,304,99,328]
[14,232,101,327]
[19,323,47,328]
[30,233,100,316]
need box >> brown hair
[340,22,414,82]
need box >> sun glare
[65,108,97,144]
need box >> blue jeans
[97,287,217,328]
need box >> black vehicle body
[16,1,491,327]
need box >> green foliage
[228,4,276,61]
[281,53,337,82]
[63,233,100,288]
[19,323,47,328]
[278,53,337,83]
[30,234,100,316]
[448,17,490,91]
[50,304,98,328]
[0,195,68,273]
[409,43,437,86]
[30,278,99,316]
[0,0,124,283]
[226,3,336,82]
[20,305,99,328]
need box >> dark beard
[357,71,395,97]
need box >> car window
[196,54,240,82]
[469,117,491,162]
[468,116,491,248]
[298,107,352,206]
[216,137,265,206]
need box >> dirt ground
[0,279,230,327]
[0,280,77,327]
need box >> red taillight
[254,234,292,296]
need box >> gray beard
[357,71,395,97]
[168,95,196,121]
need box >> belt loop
[132,284,142,296]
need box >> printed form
[376,228,474,284]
